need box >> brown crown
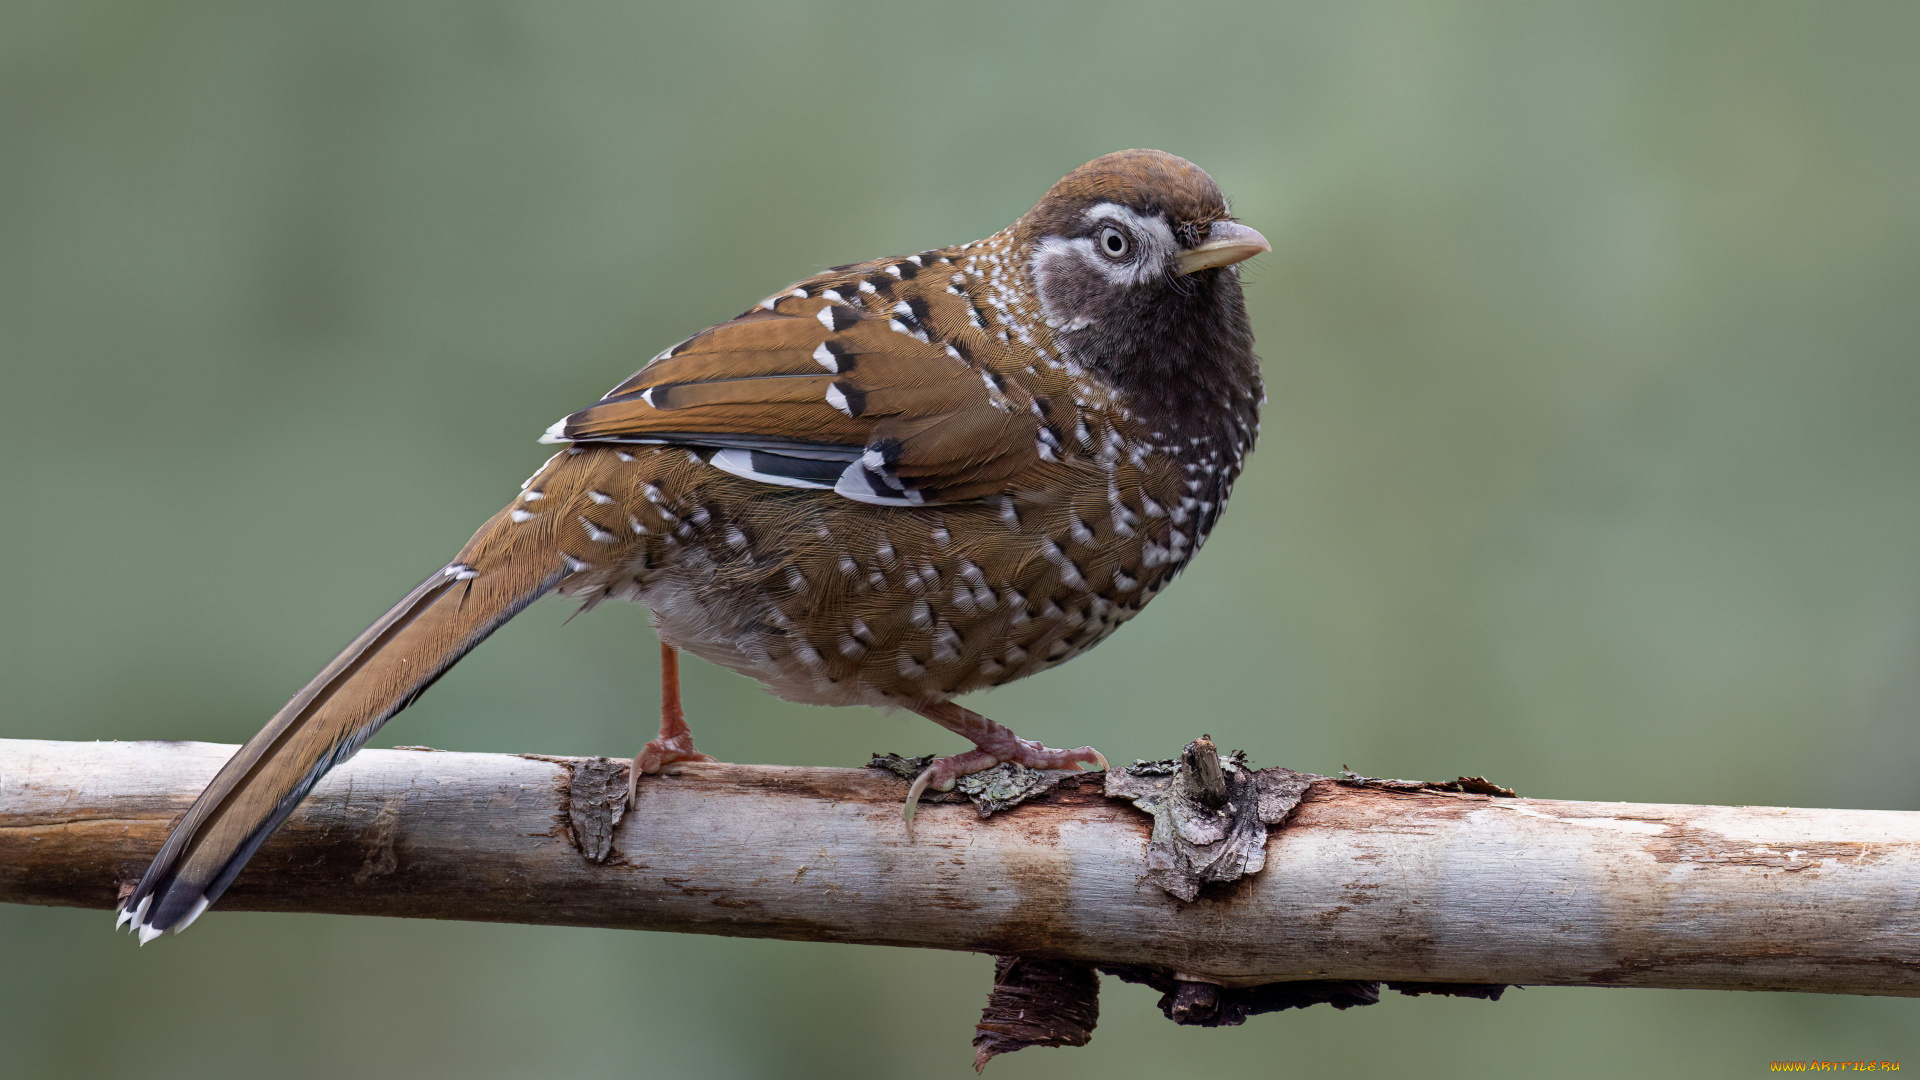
[1017,149,1231,242]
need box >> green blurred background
[7,1,1918,1076]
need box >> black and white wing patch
[708,440,925,507]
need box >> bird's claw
[900,744,1107,841]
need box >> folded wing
[543,285,1041,506]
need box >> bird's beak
[1175,221,1271,275]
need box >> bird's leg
[902,700,1108,838]
[628,642,717,805]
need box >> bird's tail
[118,503,569,942]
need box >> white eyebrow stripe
[1081,202,1178,249]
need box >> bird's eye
[1098,226,1130,259]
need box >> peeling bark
[1104,736,1318,901]
[971,957,1100,1071]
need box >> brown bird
[119,149,1268,942]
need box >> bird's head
[1016,150,1268,398]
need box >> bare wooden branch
[3,738,1916,997]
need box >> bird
[117,148,1269,943]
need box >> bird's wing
[544,271,1043,506]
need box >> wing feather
[545,282,1041,504]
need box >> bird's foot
[635,731,716,773]
[903,701,1106,839]
[626,731,716,805]
[629,641,717,804]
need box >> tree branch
[3,738,1916,998]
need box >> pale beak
[1175,220,1271,275]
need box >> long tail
[118,507,567,942]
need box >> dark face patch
[1016,152,1259,437]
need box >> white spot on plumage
[813,342,838,372]
[444,563,478,581]
[562,555,592,574]
[816,307,839,330]
[616,451,634,462]
[859,280,877,294]
[579,517,617,543]
[587,490,612,504]
[726,527,749,550]
[932,626,962,663]
[825,384,853,417]
[510,509,537,523]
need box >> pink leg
[628,642,716,804]
[903,700,1108,838]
